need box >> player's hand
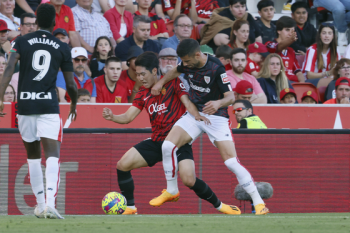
[151,81,163,96]
[0,100,6,118]
[202,101,220,115]
[102,108,114,121]
[195,115,211,125]
[69,103,77,121]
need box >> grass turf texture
[1,213,350,233]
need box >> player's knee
[116,160,131,172]
[180,174,196,188]
[162,140,176,156]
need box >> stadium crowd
[2,0,350,105]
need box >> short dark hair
[20,13,36,25]
[135,51,159,73]
[229,0,246,6]
[105,56,121,67]
[133,15,152,28]
[276,16,296,32]
[174,14,192,27]
[36,4,56,29]
[233,99,253,112]
[177,38,200,58]
[291,1,309,13]
[230,48,246,60]
[216,45,233,59]
[78,88,91,98]
[257,0,274,11]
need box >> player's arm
[180,95,210,124]
[102,106,141,124]
[151,66,182,95]
[63,71,78,120]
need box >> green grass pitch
[1,213,350,233]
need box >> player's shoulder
[207,55,225,70]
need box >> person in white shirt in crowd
[0,0,20,39]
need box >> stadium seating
[318,86,327,103]
[292,82,320,103]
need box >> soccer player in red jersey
[102,51,241,215]
[95,57,129,103]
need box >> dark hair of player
[257,0,274,11]
[276,16,296,33]
[36,3,56,30]
[177,38,200,58]
[77,88,91,98]
[229,0,246,6]
[174,14,192,27]
[135,51,159,73]
[20,13,36,25]
[105,56,121,67]
[230,48,247,60]
[233,99,253,113]
[91,36,114,61]
[291,1,309,14]
[216,45,233,59]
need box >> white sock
[215,202,223,211]
[224,157,264,206]
[45,157,60,209]
[162,141,179,195]
[127,205,136,209]
[27,159,45,210]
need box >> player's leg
[177,145,240,215]
[18,115,46,218]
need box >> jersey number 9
[32,50,51,81]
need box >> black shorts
[133,139,193,167]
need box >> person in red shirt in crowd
[95,56,129,103]
[323,77,350,104]
[302,23,341,88]
[119,46,144,100]
[265,16,305,83]
[279,88,297,104]
[50,0,81,48]
[104,0,133,43]
[245,42,269,78]
[300,90,318,104]
[233,80,253,101]
[215,45,233,71]
[134,0,169,40]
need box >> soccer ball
[101,192,127,214]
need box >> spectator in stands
[120,46,143,99]
[256,0,276,44]
[312,0,350,46]
[77,88,91,103]
[258,53,293,103]
[200,44,214,56]
[245,42,269,78]
[203,0,262,51]
[53,28,70,44]
[104,0,133,43]
[228,19,249,50]
[302,23,340,88]
[162,14,192,56]
[50,0,81,48]
[290,2,317,55]
[0,0,20,39]
[14,0,37,18]
[90,36,113,78]
[233,80,253,101]
[301,90,318,104]
[0,20,11,54]
[323,77,350,104]
[227,48,267,103]
[134,0,168,40]
[107,0,138,14]
[216,44,233,71]
[4,84,15,102]
[233,99,267,129]
[17,13,36,39]
[325,58,350,101]
[266,16,305,83]
[95,56,129,103]
[279,88,297,104]
[115,15,159,70]
[57,47,97,103]
[72,0,116,53]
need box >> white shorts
[18,114,63,143]
[174,111,234,146]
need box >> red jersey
[134,11,167,36]
[132,78,187,141]
[119,70,136,97]
[161,0,219,18]
[245,57,260,74]
[265,40,301,82]
[95,75,128,103]
[323,98,337,104]
[225,63,232,71]
[50,3,76,32]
